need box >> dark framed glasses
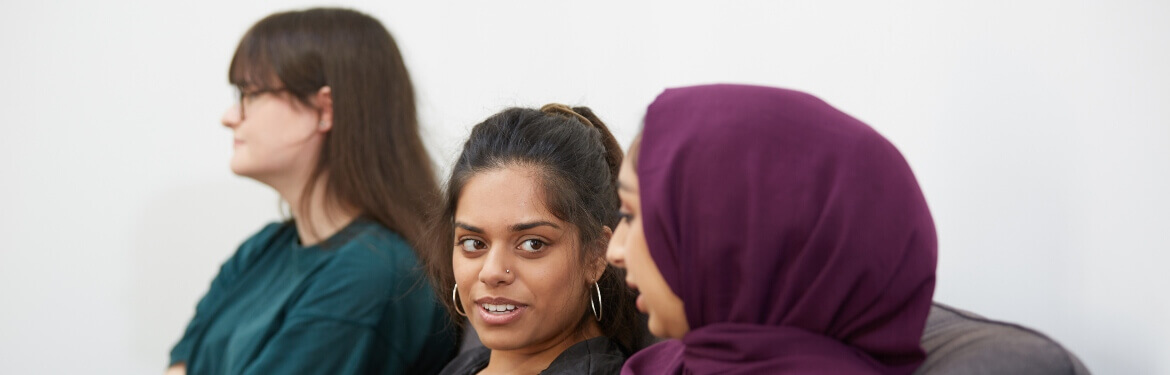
[235,87,289,120]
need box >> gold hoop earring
[452,283,467,316]
[589,282,602,321]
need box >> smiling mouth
[481,303,518,314]
[476,303,526,325]
[474,297,528,325]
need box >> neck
[481,320,602,375]
[274,171,359,246]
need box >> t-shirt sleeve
[169,223,284,366]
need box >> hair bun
[540,103,595,128]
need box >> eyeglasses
[235,87,288,120]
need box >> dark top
[169,218,457,374]
[439,337,627,375]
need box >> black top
[440,336,627,375]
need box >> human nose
[478,245,515,286]
[607,223,627,268]
[222,103,242,129]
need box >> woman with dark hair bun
[167,8,456,375]
[426,104,645,374]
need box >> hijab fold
[625,84,937,374]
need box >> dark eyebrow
[454,222,484,233]
[510,221,561,232]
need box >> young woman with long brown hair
[167,8,456,375]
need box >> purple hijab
[623,84,937,374]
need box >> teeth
[481,303,518,313]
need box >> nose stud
[506,269,510,273]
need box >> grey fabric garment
[916,302,1091,375]
[542,337,628,374]
[440,336,627,375]
[457,316,659,355]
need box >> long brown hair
[228,8,437,248]
[424,105,645,352]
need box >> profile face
[452,165,596,351]
[607,155,690,339]
[220,86,322,182]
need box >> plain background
[1,1,1166,373]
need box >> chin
[476,330,529,351]
[228,158,252,176]
[647,318,676,340]
[228,158,266,179]
[647,324,666,339]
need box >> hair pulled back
[426,104,642,351]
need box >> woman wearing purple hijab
[606,84,938,374]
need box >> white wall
[1,1,1166,373]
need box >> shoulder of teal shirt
[243,219,458,375]
[168,221,292,366]
[223,222,292,284]
[286,219,425,323]
[332,219,459,374]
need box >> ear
[589,257,608,284]
[590,226,615,282]
[314,86,334,133]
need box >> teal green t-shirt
[170,218,457,374]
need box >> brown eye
[459,239,486,252]
[519,239,546,252]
